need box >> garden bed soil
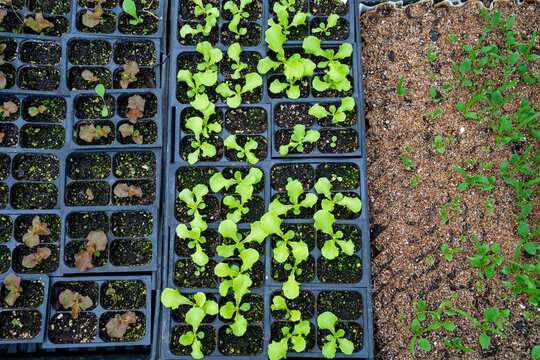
[361,1,540,359]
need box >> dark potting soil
[114,41,157,66]
[221,0,262,21]
[223,259,265,288]
[20,40,61,65]
[77,11,117,33]
[113,67,156,89]
[310,18,349,41]
[0,246,10,273]
[110,238,153,266]
[0,310,42,340]
[113,151,156,179]
[221,22,262,46]
[171,293,217,323]
[10,182,58,209]
[68,67,113,90]
[23,15,68,36]
[51,281,99,311]
[218,325,264,356]
[175,229,218,258]
[274,102,316,128]
[67,211,109,239]
[174,258,218,288]
[220,51,261,79]
[118,12,159,36]
[317,321,363,353]
[22,97,67,123]
[224,135,267,162]
[67,153,111,180]
[178,21,220,46]
[127,0,159,12]
[270,193,314,219]
[225,107,267,134]
[12,244,59,273]
[268,76,310,98]
[65,181,110,206]
[270,321,316,352]
[311,75,354,98]
[271,223,316,251]
[317,128,358,153]
[175,193,220,223]
[79,0,117,9]
[272,255,315,283]
[75,121,115,145]
[317,192,361,219]
[111,210,153,237]
[117,120,158,145]
[176,166,219,191]
[170,324,216,356]
[180,108,223,134]
[49,312,98,343]
[316,162,360,190]
[14,214,61,244]
[221,229,266,256]
[100,280,147,310]
[309,0,348,16]
[0,64,15,89]
[271,163,315,191]
[1,279,44,308]
[317,255,362,283]
[0,183,8,208]
[0,39,17,63]
[118,93,158,119]
[27,0,70,14]
[74,95,116,120]
[275,128,316,155]
[0,154,9,180]
[218,294,264,323]
[176,52,203,74]
[13,154,59,181]
[221,166,265,194]
[221,195,265,223]
[68,39,112,66]
[316,224,361,253]
[98,311,146,342]
[65,240,108,269]
[17,66,60,91]
[20,124,65,149]
[0,13,23,36]
[0,215,12,243]
[316,101,357,127]
[111,180,155,205]
[270,290,315,320]
[317,290,363,320]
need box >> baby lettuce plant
[59,289,93,319]
[216,72,262,108]
[0,101,17,118]
[24,13,53,33]
[161,290,219,360]
[315,177,362,214]
[196,41,222,86]
[22,215,50,248]
[178,70,214,106]
[219,273,252,337]
[22,247,51,269]
[126,95,145,123]
[82,70,98,83]
[223,0,252,38]
[224,135,259,164]
[176,223,209,266]
[214,248,258,296]
[311,14,339,36]
[227,43,248,79]
[95,84,109,117]
[179,184,209,231]
[180,0,219,38]
[74,230,108,272]
[122,0,143,25]
[269,179,317,217]
[28,105,47,117]
[314,209,354,259]
[318,312,354,358]
[118,123,143,144]
[279,124,320,155]
[270,0,309,37]
[209,167,263,204]
[309,97,355,124]
[106,311,137,338]
[114,183,143,198]
[82,4,104,28]
[186,118,217,164]
[120,61,139,89]
[79,123,112,143]
[3,274,22,307]
[222,195,250,223]
[216,219,266,258]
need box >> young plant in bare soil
[74,230,108,272]
[2,274,22,306]
[59,289,93,319]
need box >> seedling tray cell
[0,3,72,37]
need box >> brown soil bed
[361,1,540,359]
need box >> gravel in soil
[0,310,42,339]
[274,102,316,128]
[49,312,97,343]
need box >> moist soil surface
[361,1,540,359]
[270,290,316,320]
[217,324,264,355]
[110,238,153,266]
[49,312,98,343]
[100,280,147,310]
[0,310,42,339]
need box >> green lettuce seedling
[269,179,317,217]
[179,184,209,231]
[271,0,309,36]
[180,0,219,38]
[3,274,22,306]
[214,248,258,296]
[122,0,143,25]
[309,97,355,124]
[224,135,260,164]
[223,195,250,223]
[318,312,354,358]
[95,84,109,117]
[223,0,252,38]
[177,69,217,107]
[59,289,93,319]
[279,124,320,155]
[24,13,53,33]
[196,42,222,86]
[315,177,362,214]
[161,290,219,359]
[176,224,209,266]
[227,43,248,79]
[219,274,252,336]
[209,168,263,203]
[314,209,354,259]
[216,72,262,108]
[188,93,221,138]
[311,14,339,36]
[217,219,266,257]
